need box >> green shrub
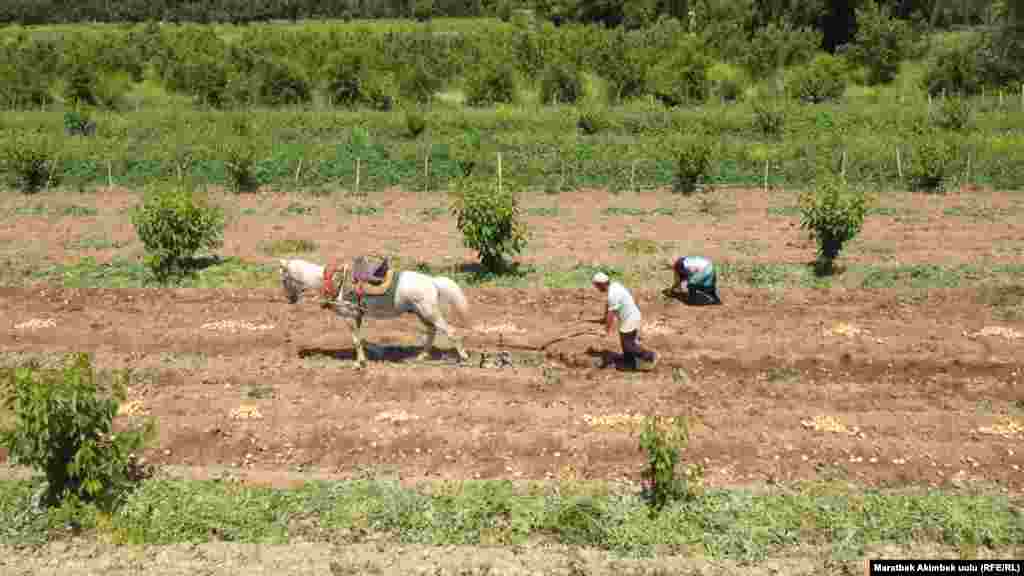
[449,177,528,274]
[743,21,822,81]
[324,52,395,110]
[708,62,747,103]
[931,95,972,131]
[0,50,54,109]
[647,46,712,107]
[405,108,427,138]
[673,138,713,194]
[789,53,847,104]
[843,0,913,86]
[398,57,442,104]
[596,31,649,104]
[63,109,97,137]
[131,185,226,281]
[921,35,985,97]
[577,106,607,135]
[1,129,61,194]
[639,415,701,513]
[253,57,312,107]
[798,171,870,275]
[539,62,585,105]
[752,99,786,138]
[0,353,155,508]
[906,132,958,193]
[464,59,519,107]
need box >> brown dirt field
[0,186,1023,494]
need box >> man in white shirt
[668,255,721,305]
[592,272,658,371]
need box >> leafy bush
[742,20,822,81]
[63,109,97,137]
[253,57,312,107]
[639,415,702,513]
[752,99,786,138]
[798,171,870,275]
[595,31,648,104]
[789,53,847,104]
[647,46,712,107]
[931,95,972,131]
[673,138,713,195]
[131,185,226,281]
[906,131,958,193]
[219,117,261,193]
[324,52,395,110]
[842,0,913,86]
[707,62,747,103]
[0,47,54,108]
[920,35,985,97]
[539,62,585,105]
[464,59,519,107]
[0,353,155,508]
[1,129,61,194]
[398,57,442,104]
[449,177,528,274]
[405,108,427,138]
[577,106,608,135]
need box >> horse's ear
[278,259,287,270]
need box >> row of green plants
[0,352,700,527]
[0,10,1015,111]
[3,354,1022,566]
[3,96,1023,195]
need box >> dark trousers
[619,330,655,369]
[688,285,721,305]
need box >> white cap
[592,272,609,284]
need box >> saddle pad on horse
[322,258,398,304]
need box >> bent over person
[592,272,658,371]
[670,255,721,305]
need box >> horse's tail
[432,276,470,326]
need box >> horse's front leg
[349,311,367,368]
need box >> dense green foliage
[0,353,154,508]
[0,12,1020,195]
[449,177,528,273]
[131,185,226,281]
[798,170,871,275]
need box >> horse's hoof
[416,352,431,362]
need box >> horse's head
[279,259,302,304]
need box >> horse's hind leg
[430,314,468,362]
[413,310,437,361]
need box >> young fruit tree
[798,171,871,276]
[131,185,225,282]
[0,353,155,508]
[449,177,528,275]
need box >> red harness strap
[321,260,341,301]
[321,261,366,308]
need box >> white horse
[278,258,471,367]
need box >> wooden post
[497,152,502,194]
[630,160,636,194]
[896,147,903,180]
[966,151,971,185]
[294,158,303,185]
[107,159,113,188]
[841,150,847,179]
[355,157,360,196]
[763,159,769,193]
[424,154,429,193]
[999,90,1004,108]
